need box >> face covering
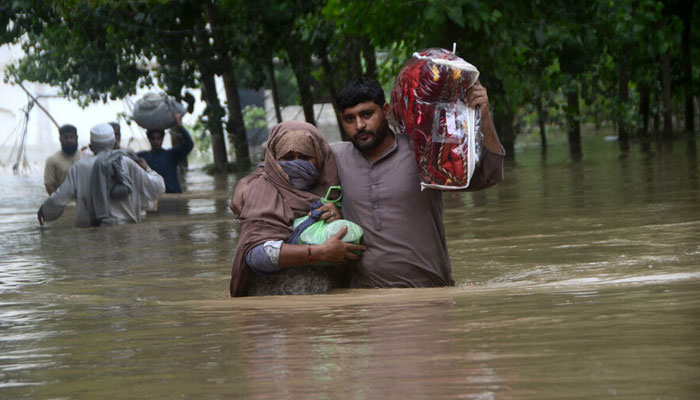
[278,159,319,191]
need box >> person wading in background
[137,112,193,193]
[44,124,81,195]
[37,123,165,227]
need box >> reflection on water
[1,137,699,398]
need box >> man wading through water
[330,77,505,288]
[137,112,193,193]
[38,123,165,227]
[44,124,81,195]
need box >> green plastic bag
[292,217,364,245]
[291,185,363,246]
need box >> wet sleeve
[123,158,165,209]
[172,127,194,160]
[134,161,166,203]
[464,147,505,192]
[245,240,283,274]
[40,168,77,222]
[136,151,151,167]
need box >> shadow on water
[1,135,699,399]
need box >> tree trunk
[493,108,515,159]
[536,97,547,152]
[266,56,282,124]
[221,70,249,167]
[662,50,673,138]
[681,8,694,134]
[286,37,316,125]
[202,0,250,169]
[343,37,363,81]
[287,47,316,125]
[320,51,348,141]
[362,38,377,80]
[639,82,650,138]
[566,87,582,159]
[200,69,228,168]
[593,108,601,132]
[618,56,630,152]
[194,17,227,169]
[653,90,661,134]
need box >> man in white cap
[37,123,166,227]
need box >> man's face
[59,131,78,155]
[148,131,164,151]
[340,101,390,153]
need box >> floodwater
[1,137,699,399]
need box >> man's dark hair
[58,124,77,136]
[336,77,386,112]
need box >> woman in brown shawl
[230,121,365,296]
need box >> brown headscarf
[229,121,339,297]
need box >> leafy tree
[4,0,697,170]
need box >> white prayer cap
[90,123,115,146]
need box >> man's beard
[61,143,78,155]
[350,118,389,152]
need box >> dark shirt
[137,127,193,193]
[330,132,504,288]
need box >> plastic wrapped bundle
[132,92,186,131]
[390,48,484,190]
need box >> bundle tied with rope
[131,92,186,131]
[390,48,484,190]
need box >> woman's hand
[319,226,366,264]
[279,227,365,268]
[312,202,342,223]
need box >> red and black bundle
[390,48,483,190]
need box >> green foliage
[191,117,211,155]
[243,105,268,162]
[274,64,303,107]
[376,41,412,92]
[243,105,268,132]
[2,0,697,159]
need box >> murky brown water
[1,137,699,399]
